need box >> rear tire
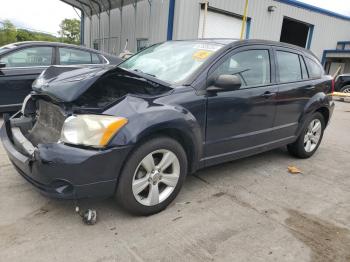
[115,136,187,216]
[287,112,325,158]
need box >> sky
[298,0,350,16]
[0,0,350,36]
[0,0,80,36]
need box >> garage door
[198,9,243,38]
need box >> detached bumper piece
[332,92,350,102]
[332,92,350,97]
[0,115,132,199]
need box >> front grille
[27,100,66,146]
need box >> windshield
[120,41,224,84]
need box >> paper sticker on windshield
[192,50,213,61]
[194,43,221,51]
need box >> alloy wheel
[304,119,322,152]
[132,149,180,206]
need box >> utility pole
[240,0,249,40]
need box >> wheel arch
[297,93,332,136]
[315,106,330,126]
[110,102,204,174]
[132,127,201,174]
[112,125,201,196]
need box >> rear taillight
[331,78,335,94]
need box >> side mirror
[208,74,241,92]
[0,63,6,69]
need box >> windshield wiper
[133,69,157,78]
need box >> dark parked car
[0,41,122,112]
[1,39,334,215]
[334,73,350,93]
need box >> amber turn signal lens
[99,118,128,146]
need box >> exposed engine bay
[75,70,172,108]
[9,66,172,151]
[10,98,66,148]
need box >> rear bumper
[1,117,132,199]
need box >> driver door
[205,46,278,165]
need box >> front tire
[116,136,188,216]
[287,112,325,158]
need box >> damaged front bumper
[1,114,132,199]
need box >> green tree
[0,20,17,46]
[58,18,80,44]
[0,19,82,47]
[16,29,58,42]
[15,29,31,42]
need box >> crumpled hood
[32,65,115,102]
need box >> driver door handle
[260,91,276,98]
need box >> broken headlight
[60,115,128,148]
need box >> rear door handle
[260,91,276,98]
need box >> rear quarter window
[305,57,323,79]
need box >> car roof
[238,39,313,53]
[0,41,104,54]
[172,38,318,60]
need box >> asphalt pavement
[1,101,350,262]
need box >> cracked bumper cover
[0,119,132,199]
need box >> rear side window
[59,48,94,65]
[305,57,323,79]
[212,49,271,88]
[277,51,302,82]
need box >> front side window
[0,47,53,67]
[59,48,94,65]
[277,51,302,82]
[211,49,271,88]
[305,57,323,79]
[120,41,225,84]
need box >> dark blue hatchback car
[1,39,334,215]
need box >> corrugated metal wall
[173,0,350,59]
[83,0,350,59]
[84,0,169,54]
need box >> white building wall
[173,0,350,59]
[82,0,350,59]
[83,0,169,54]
